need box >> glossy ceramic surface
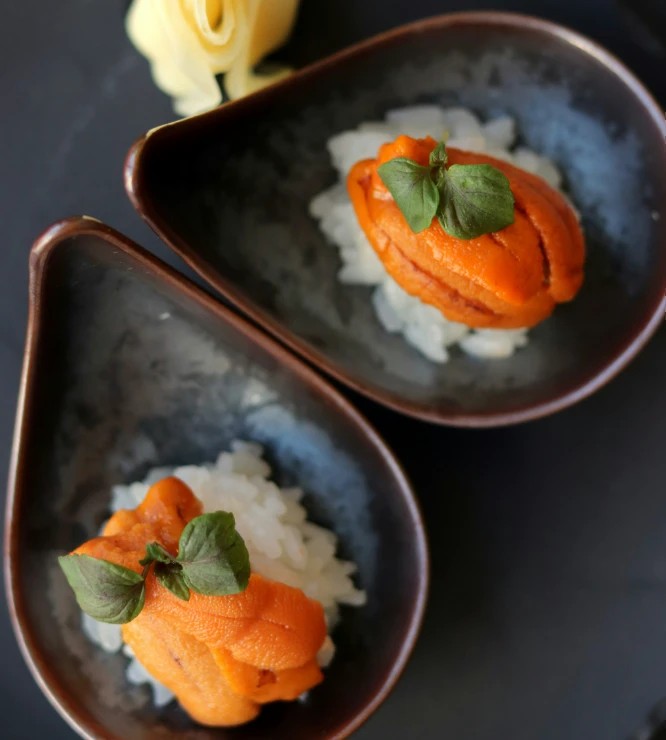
[127,12,666,426]
[5,218,428,739]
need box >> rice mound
[82,441,365,707]
[310,105,568,363]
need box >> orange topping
[348,135,585,329]
[74,477,327,727]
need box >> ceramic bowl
[126,11,666,427]
[5,218,428,739]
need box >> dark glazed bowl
[126,11,666,427]
[4,218,428,739]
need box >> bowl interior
[129,14,666,424]
[8,221,426,739]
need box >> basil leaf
[58,554,145,624]
[177,512,250,596]
[377,158,440,233]
[155,563,190,601]
[438,163,514,240]
[140,542,175,566]
[429,141,448,168]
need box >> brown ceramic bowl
[126,11,666,427]
[4,218,428,739]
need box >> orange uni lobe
[348,135,585,329]
[72,477,327,727]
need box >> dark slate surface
[1,1,664,738]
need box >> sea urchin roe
[72,477,327,727]
[348,135,585,329]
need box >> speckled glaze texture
[6,219,427,740]
[127,12,666,426]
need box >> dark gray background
[2,1,665,738]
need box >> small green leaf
[429,141,448,168]
[155,563,190,601]
[438,164,514,239]
[58,554,145,624]
[377,158,440,233]
[140,542,175,567]
[177,512,250,596]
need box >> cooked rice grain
[310,105,569,362]
[83,441,365,706]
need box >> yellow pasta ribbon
[126,0,300,116]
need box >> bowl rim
[125,9,666,428]
[3,216,429,740]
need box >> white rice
[82,441,365,707]
[310,105,567,363]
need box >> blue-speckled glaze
[132,17,666,422]
[12,225,425,739]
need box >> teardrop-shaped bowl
[4,218,428,739]
[126,11,666,427]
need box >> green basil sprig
[377,140,514,239]
[58,511,250,624]
[58,555,147,624]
